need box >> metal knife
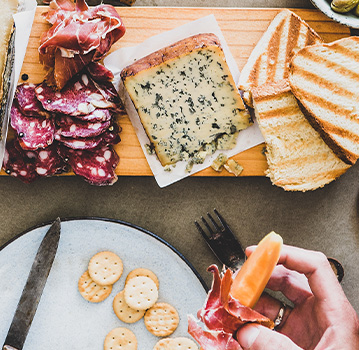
[2,218,61,350]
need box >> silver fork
[195,209,246,271]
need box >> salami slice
[11,105,55,150]
[72,109,112,122]
[56,115,111,138]
[15,83,50,117]
[25,143,67,177]
[92,79,125,114]
[55,122,121,150]
[35,73,118,116]
[58,145,119,186]
[3,139,38,183]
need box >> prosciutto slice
[39,0,125,89]
[188,265,274,350]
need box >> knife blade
[2,218,61,350]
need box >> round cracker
[124,276,158,310]
[153,338,173,350]
[125,268,159,289]
[113,290,145,324]
[170,337,199,349]
[104,327,137,350]
[88,251,123,286]
[144,302,179,337]
[78,270,112,303]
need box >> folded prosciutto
[39,0,125,89]
[188,265,273,350]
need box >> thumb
[236,325,303,350]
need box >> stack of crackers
[78,250,198,350]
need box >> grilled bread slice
[252,80,350,191]
[239,10,322,106]
[289,36,359,165]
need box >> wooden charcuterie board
[11,6,350,177]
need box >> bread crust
[238,10,322,91]
[289,36,359,165]
[251,79,291,101]
[253,79,350,191]
[121,33,222,80]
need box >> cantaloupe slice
[230,231,283,308]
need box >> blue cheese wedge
[121,33,251,167]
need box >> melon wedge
[230,231,283,308]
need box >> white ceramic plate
[310,0,359,29]
[0,218,207,350]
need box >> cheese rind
[121,33,251,166]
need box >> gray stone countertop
[6,0,358,319]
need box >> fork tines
[195,209,246,270]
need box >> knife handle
[3,345,19,350]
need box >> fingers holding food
[264,265,312,305]
[253,293,291,330]
[236,325,302,350]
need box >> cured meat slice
[56,115,111,138]
[35,74,118,116]
[3,139,38,183]
[188,316,242,350]
[58,145,119,186]
[39,0,125,89]
[15,83,49,117]
[74,109,112,122]
[55,122,121,150]
[199,265,273,332]
[11,105,55,150]
[87,62,114,83]
[3,139,67,183]
[25,143,67,177]
[188,265,273,350]
[92,79,125,114]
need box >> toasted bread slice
[239,10,322,106]
[252,80,350,191]
[289,36,359,165]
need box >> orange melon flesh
[230,231,283,308]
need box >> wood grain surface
[11,7,350,177]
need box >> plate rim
[0,216,209,292]
[310,0,359,29]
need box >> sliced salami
[56,115,111,138]
[3,139,39,183]
[11,105,55,150]
[92,79,126,114]
[58,145,119,186]
[25,143,67,177]
[55,122,121,150]
[72,109,112,122]
[15,83,50,117]
[35,73,118,116]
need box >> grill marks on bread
[252,80,349,191]
[289,37,359,164]
[239,10,322,91]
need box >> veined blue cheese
[121,33,251,167]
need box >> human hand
[236,245,359,350]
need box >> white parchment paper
[104,15,265,187]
